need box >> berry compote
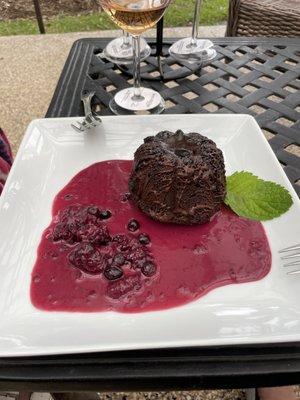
[31,160,271,313]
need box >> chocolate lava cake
[129,130,226,225]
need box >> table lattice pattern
[47,37,300,196]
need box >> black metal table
[1,37,300,391]
[47,37,300,196]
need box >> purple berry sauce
[31,160,271,313]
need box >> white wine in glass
[100,0,172,114]
[102,0,168,35]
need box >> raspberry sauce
[31,160,271,313]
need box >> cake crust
[129,130,226,225]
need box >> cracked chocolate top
[129,130,226,225]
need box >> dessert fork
[279,243,300,274]
[71,91,102,132]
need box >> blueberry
[113,253,125,266]
[104,266,123,281]
[141,262,156,277]
[127,219,140,232]
[139,233,150,245]
[99,210,112,220]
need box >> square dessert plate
[0,114,300,357]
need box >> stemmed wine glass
[102,31,151,65]
[99,0,172,114]
[168,0,216,63]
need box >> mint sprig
[225,171,293,221]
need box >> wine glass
[168,0,217,63]
[102,31,151,65]
[99,0,172,115]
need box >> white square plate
[0,114,300,357]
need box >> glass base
[169,38,217,64]
[110,87,165,115]
[102,36,151,65]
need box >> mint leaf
[225,171,293,221]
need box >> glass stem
[132,35,142,100]
[121,31,131,49]
[191,0,203,46]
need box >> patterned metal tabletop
[47,37,300,196]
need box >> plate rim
[1,113,300,357]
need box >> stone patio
[0,391,245,400]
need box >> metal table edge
[1,342,300,390]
